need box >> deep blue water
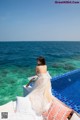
[0,41,80,67]
[51,69,80,113]
[0,41,80,105]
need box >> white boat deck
[0,85,80,120]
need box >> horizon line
[0,40,80,42]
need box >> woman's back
[36,65,47,74]
[27,56,53,115]
[29,64,53,115]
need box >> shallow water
[0,41,80,105]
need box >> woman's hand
[26,84,29,87]
[26,79,33,87]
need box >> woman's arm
[26,66,39,87]
[26,78,34,87]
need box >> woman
[26,56,52,87]
[26,56,53,116]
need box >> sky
[0,0,80,41]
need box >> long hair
[37,56,46,65]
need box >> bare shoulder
[45,65,47,68]
[36,65,47,68]
[43,65,47,68]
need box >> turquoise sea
[0,41,80,105]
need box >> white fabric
[28,71,53,116]
[13,101,16,111]
[8,112,43,120]
[16,96,33,113]
[28,75,38,81]
[0,101,14,113]
[28,71,52,81]
[46,71,52,79]
[8,112,36,120]
[16,96,43,120]
[0,101,15,120]
[70,113,80,120]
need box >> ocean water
[0,41,80,105]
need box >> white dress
[27,71,53,116]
